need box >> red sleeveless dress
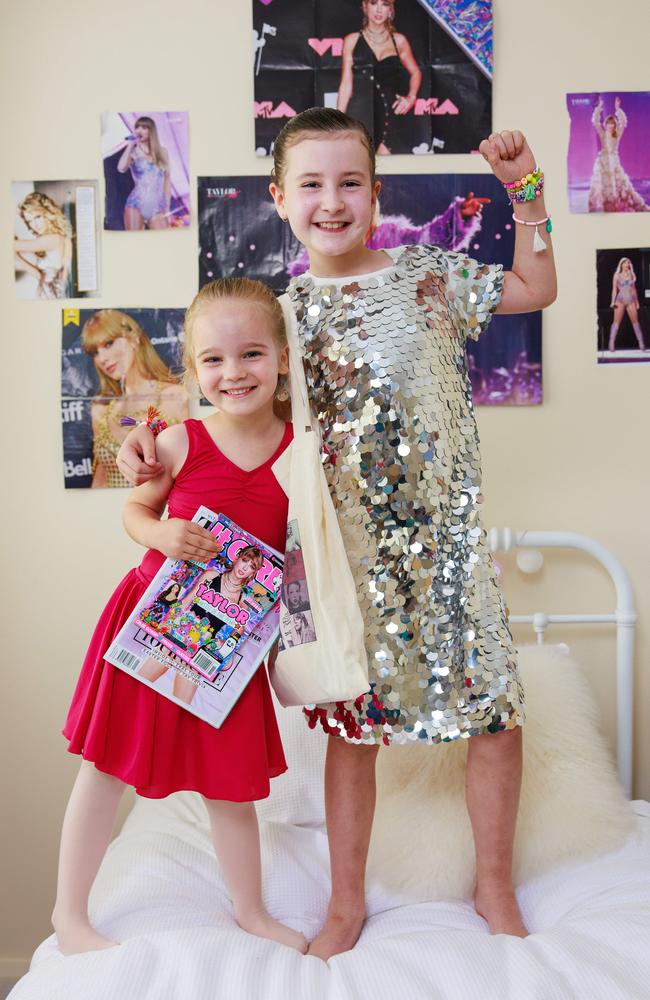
[63,419,292,800]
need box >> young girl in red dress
[53,277,306,956]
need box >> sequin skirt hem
[303,697,525,747]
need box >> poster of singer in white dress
[566,92,650,213]
[12,180,99,300]
[102,112,190,230]
[252,0,493,156]
[198,172,541,405]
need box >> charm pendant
[533,226,547,253]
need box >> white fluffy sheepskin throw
[366,644,636,901]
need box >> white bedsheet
[12,799,650,1000]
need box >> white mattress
[11,798,650,1000]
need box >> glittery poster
[198,173,542,405]
[252,0,492,156]
[61,307,189,489]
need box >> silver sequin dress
[288,244,525,746]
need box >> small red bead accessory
[119,405,168,436]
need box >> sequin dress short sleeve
[63,419,293,799]
[288,244,524,746]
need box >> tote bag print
[278,520,317,650]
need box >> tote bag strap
[279,293,312,440]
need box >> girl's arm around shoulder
[122,423,220,563]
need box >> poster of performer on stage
[198,173,541,405]
[252,0,493,156]
[12,180,99,300]
[596,248,650,365]
[61,307,190,489]
[102,112,190,230]
[566,92,650,213]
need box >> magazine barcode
[192,650,220,678]
[108,643,142,672]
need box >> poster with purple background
[198,173,541,405]
[102,112,190,230]
[566,92,650,214]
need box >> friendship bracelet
[506,174,544,204]
[504,167,542,191]
[120,405,168,436]
[512,212,553,253]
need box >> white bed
[11,532,650,1000]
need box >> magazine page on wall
[61,307,190,488]
[101,111,190,230]
[12,180,99,300]
[566,91,650,213]
[252,0,492,156]
[596,248,650,364]
[105,507,284,729]
[198,172,542,405]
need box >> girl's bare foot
[307,903,366,961]
[52,912,118,956]
[236,909,308,953]
[474,884,529,937]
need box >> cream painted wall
[1,0,648,972]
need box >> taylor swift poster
[252,0,493,157]
[12,180,99,300]
[61,307,190,488]
[102,112,190,230]
[566,92,650,213]
[596,248,650,364]
[198,172,541,405]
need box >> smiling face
[192,298,288,419]
[270,133,380,276]
[93,335,136,381]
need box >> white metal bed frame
[488,529,636,797]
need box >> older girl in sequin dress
[588,96,649,213]
[118,108,557,958]
[54,278,305,957]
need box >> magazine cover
[105,507,283,729]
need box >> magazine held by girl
[105,507,283,728]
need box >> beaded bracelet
[512,212,552,252]
[504,168,544,204]
[120,405,168,436]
